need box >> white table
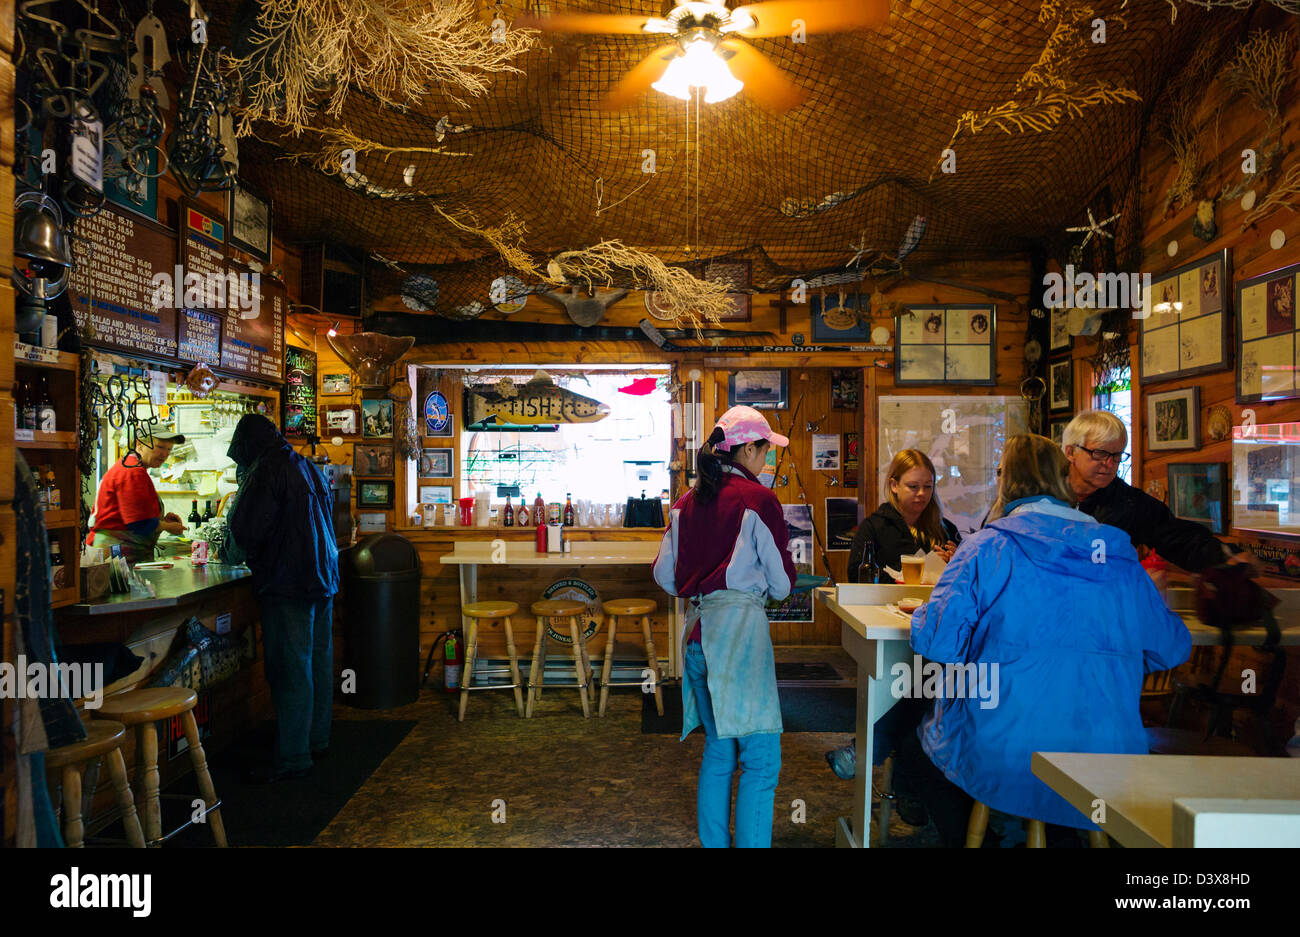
[817,584,1300,849]
[440,540,683,676]
[1031,752,1300,847]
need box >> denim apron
[681,589,783,741]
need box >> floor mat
[774,661,844,684]
[641,685,855,734]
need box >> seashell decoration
[1207,405,1233,442]
[1145,477,1167,502]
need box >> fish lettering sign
[468,372,609,426]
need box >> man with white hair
[1061,410,1239,572]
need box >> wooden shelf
[51,586,80,608]
[42,509,79,527]
[14,348,79,372]
[16,431,77,449]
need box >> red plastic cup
[458,497,475,526]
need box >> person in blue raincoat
[654,406,797,848]
[900,433,1190,846]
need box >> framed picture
[1146,386,1200,452]
[423,390,453,437]
[895,305,996,385]
[1049,417,1070,448]
[729,370,788,410]
[1139,248,1231,386]
[703,259,752,321]
[1236,259,1300,403]
[419,485,454,504]
[228,180,273,263]
[353,444,395,477]
[322,373,353,395]
[1167,462,1228,534]
[322,404,361,436]
[812,290,870,343]
[1050,306,1071,352]
[831,369,859,410]
[357,480,395,508]
[1048,359,1073,412]
[362,398,394,437]
[420,448,453,477]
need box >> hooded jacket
[226,414,339,600]
[847,501,962,580]
[910,496,1190,829]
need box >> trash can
[340,533,421,709]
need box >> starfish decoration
[1065,209,1122,250]
[846,232,873,269]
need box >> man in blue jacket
[226,414,340,782]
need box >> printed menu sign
[284,346,318,436]
[178,308,222,363]
[221,267,285,381]
[179,198,227,304]
[68,203,178,357]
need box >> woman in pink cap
[654,405,797,847]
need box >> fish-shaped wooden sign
[468,371,609,425]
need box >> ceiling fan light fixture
[652,38,743,103]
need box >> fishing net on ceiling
[120,0,1250,317]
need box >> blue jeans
[260,595,334,772]
[685,642,781,848]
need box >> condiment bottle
[532,492,546,527]
[516,501,530,527]
[535,516,547,553]
[503,494,514,527]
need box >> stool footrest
[462,682,522,691]
[600,679,659,688]
[154,793,223,846]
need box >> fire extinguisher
[443,630,462,692]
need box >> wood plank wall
[1,6,16,845]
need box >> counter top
[440,540,660,566]
[61,563,254,617]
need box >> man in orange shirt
[87,431,188,561]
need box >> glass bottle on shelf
[858,541,884,584]
[503,494,514,527]
[203,500,215,522]
[36,374,56,433]
[34,468,47,509]
[563,493,575,527]
[532,492,546,527]
[188,500,202,526]
[20,377,37,432]
[45,470,61,511]
[516,500,530,527]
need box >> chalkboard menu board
[221,267,285,381]
[177,308,222,363]
[284,346,318,436]
[68,203,178,358]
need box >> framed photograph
[1232,426,1300,540]
[1146,386,1200,452]
[322,404,361,436]
[1236,259,1299,403]
[1050,306,1071,352]
[895,305,996,385]
[831,369,860,410]
[423,390,453,437]
[1048,359,1073,412]
[353,444,395,477]
[322,373,353,395]
[1049,417,1070,448]
[420,448,453,477]
[419,485,454,504]
[228,180,273,263]
[1167,463,1228,535]
[357,480,395,508]
[361,398,394,437]
[729,370,788,410]
[1139,248,1231,386]
[812,290,870,343]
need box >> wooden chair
[527,599,593,718]
[966,801,1109,848]
[45,720,145,848]
[597,598,663,717]
[92,687,227,847]
[458,601,524,721]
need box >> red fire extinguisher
[443,630,462,692]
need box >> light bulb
[652,40,742,103]
[327,320,339,337]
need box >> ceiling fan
[519,1,890,112]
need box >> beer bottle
[858,541,884,584]
[36,374,56,433]
[503,494,514,527]
[563,493,575,527]
[21,377,37,432]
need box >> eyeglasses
[1075,444,1130,465]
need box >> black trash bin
[340,533,421,709]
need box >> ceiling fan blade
[728,0,889,37]
[514,13,668,35]
[602,43,680,110]
[719,40,808,112]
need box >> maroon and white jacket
[654,464,797,636]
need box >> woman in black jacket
[847,449,961,580]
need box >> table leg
[845,639,912,849]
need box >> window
[1092,365,1132,485]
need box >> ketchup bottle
[535,517,547,553]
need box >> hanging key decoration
[1020,376,1046,436]
[128,2,171,108]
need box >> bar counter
[62,562,254,616]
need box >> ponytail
[693,426,729,502]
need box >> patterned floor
[315,646,942,847]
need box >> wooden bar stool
[966,801,1108,848]
[45,720,145,848]
[598,598,663,717]
[459,601,525,720]
[527,599,593,718]
[93,688,227,847]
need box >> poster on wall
[1236,259,1300,403]
[1141,248,1231,386]
[812,434,841,470]
[284,346,318,437]
[826,498,859,552]
[843,432,860,487]
[768,505,813,622]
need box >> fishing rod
[640,319,888,355]
[770,387,837,585]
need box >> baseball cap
[150,431,187,444]
[713,405,789,451]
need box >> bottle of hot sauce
[516,500,530,527]
[532,492,546,527]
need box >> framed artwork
[729,370,788,410]
[1146,386,1200,452]
[895,305,996,385]
[1049,306,1071,352]
[812,290,869,343]
[322,373,353,395]
[1139,248,1231,386]
[361,397,394,437]
[831,369,860,410]
[826,497,859,551]
[1236,259,1300,403]
[353,444,394,477]
[1167,462,1228,535]
[228,180,273,263]
[357,480,395,508]
[1049,417,1069,447]
[419,485,454,504]
[420,448,453,477]
[322,404,361,436]
[703,259,752,321]
[1048,359,1073,412]
[423,390,453,437]
[1232,426,1300,539]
